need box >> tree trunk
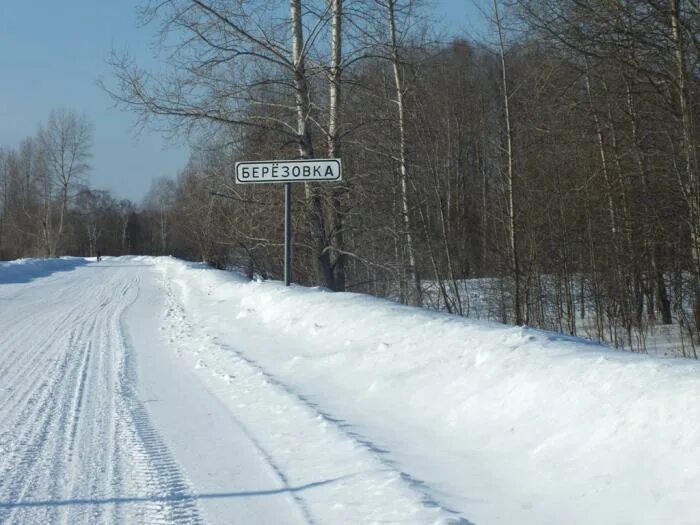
[55,183,68,257]
[494,0,522,325]
[387,0,421,305]
[653,249,673,325]
[290,0,334,289]
[670,0,700,333]
[327,0,346,291]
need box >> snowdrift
[158,256,700,525]
[0,257,89,285]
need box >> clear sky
[0,1,189,203]
[0,1,487,203]
[431,0,491,41]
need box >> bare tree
[492,0,523,325]
[386,0,421,305]
[325,0,349,291]
[105,0,349,289]
[38,108,92,256]
[117,199,137,254]
[144,176,177,255]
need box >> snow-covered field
[1,256,699,524]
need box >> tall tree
[493,0,523,325]
[38,108,92,256]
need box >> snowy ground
[421,276,698,358]
[1,256,699,524]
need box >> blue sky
[431,0,490,41]
[0,1,487,202]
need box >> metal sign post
[235,159,342,286]
[284,181,292,285]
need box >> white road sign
[235,158,341,184]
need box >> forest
[1,0,698,356]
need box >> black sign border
[235,158,342,184]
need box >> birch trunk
[327,0,346,291]
[290,0,335,288]
[41,170,53,257]
[387,0,420,305]
[584,59,618,237]
[56,183,68,256]
[625,75,673,325]
[670,0,700,332]
[494,0,522,325]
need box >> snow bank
[158,257,700,525]
[0,257,89,285]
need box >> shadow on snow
[0,258,90,285]
[0,478,343,510]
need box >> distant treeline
[0,109,175,260]
[3,1,699,355]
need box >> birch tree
[492,0,523,325]
[325,0,348,291]
[106,0,349,288]
[38,109,92,256]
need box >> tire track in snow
[45,317,101,524]
[0,298,85,418]
[209,340,467,519]
[0,322,94,524]
[161,276,315,525]
[114,276,203,524]
[161,271,469,524]
[0,263,204,525]
[0,332,73,460]
[2,287,122,524]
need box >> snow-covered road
[0,258,461,524]
[1,256,699,525]
[0,259,201,524]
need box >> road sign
[234,158,342,287]
[235,159,341,184]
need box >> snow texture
[0,256,698,524]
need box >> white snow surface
[0,256,698,524]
